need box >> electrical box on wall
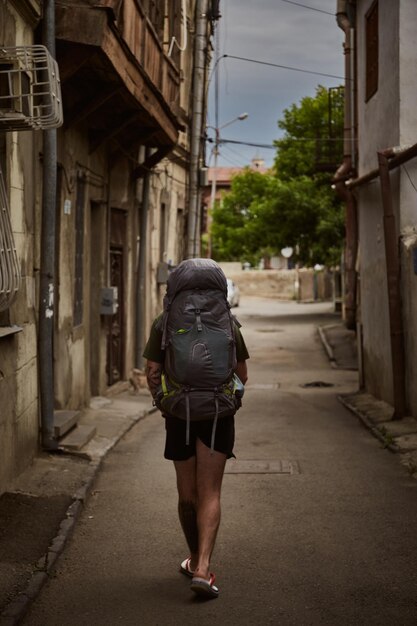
[157,262,169,284]
[100,287,118,315]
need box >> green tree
[274,85,344,180]
[211,169,268,265]
[210,85,345,266]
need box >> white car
[226,278,240,307]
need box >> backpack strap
[160,296,172,350]
[185,389,191,446]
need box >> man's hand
[145,360,162,398]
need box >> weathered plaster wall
[357,0,399,173]
[54,126,140,405]
[398,0,417,416]
[358,183,394,403]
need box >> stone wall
[223,269,334,302]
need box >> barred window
[0,134,21,315]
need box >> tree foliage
[274,85,344,180]
[210,85,345,266]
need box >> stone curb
[317,325,337,368]
[337,394,401,454]
[0,406,156,626]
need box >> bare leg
[194,438,227,580]
[174,456,198,570]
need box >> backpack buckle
[195,308,203,331]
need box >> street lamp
[206,112,248,258]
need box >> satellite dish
[281,247,293,259]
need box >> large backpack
[155,259,243,451]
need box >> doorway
[106,209,127,386]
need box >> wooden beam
[65,86,121,126]
[132,145,173,179]
[109,128,159,161]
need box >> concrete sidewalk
[0,387,154,625]
[318,321,417,480]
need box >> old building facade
[0,0,215,494]
[336,0,417,417]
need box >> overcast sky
[206,0,345,169]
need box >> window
[365,0,378,101]
[176,207,184,261]
[160,202,166,261]
[146,0,165,41]
[73,173,86,327]
[168,0,182,65]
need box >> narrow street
[24,298,417,626]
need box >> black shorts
[164,415,235,461]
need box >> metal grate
[225,460,300,475]
[0,45,63,131]
[0,164,21,311]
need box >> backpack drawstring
[210,391,220,455]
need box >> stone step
[59,424,97,451]
[53,410,80,438]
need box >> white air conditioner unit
[0,45,63,131]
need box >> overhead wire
[402,165,417,194]
[220,143,253,167]
[222,54,347,81]
[279,0,335,16]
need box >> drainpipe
[334,0,358,331]
[39,0,58,449]
[377,150,406,419]
[135,147,150,370]
[187,0,208,258]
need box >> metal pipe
[335,0,358,331]
[347,142,417,189]
[135,147,150,370]
[377,151,406,419]
[39,0,58,449]
[187,0,208,258]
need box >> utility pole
[39,0,59,449]
[187,0,209,259]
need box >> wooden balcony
[55,0,182,153]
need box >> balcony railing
[56,0,182,147]
[119,0,180,108]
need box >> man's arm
[235,360,248,385]
[145,360,162,398]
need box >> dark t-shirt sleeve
[143,317,249,363]
[235,326,250,361]
[143,318,164,363]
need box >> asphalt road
[24,298,417,625]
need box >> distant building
[201,157,290,268]
[201,157,268,231]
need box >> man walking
[144,258,249,599]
